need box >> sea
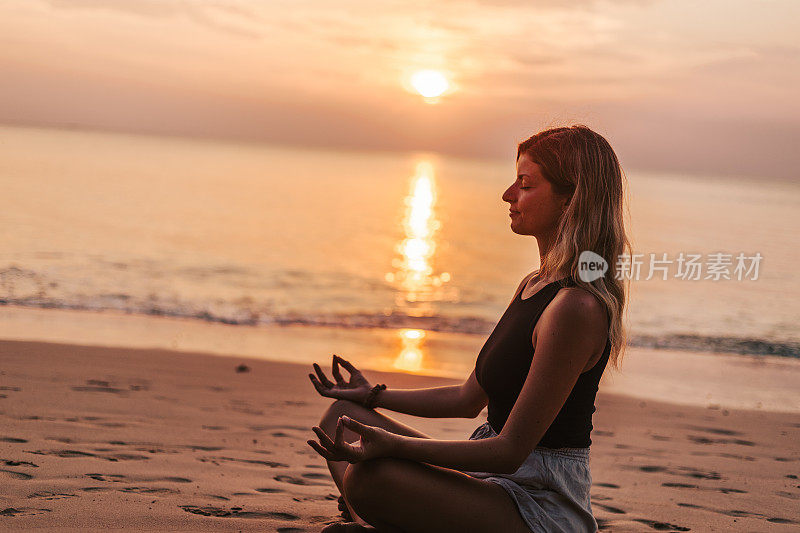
[1,124,798,365]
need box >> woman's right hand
[308,354,372,404]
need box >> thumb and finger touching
[334,354,361,376]
[331,355,347,386]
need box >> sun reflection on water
[385,160,453,317]
[393,329,425,372]
[384,160,458,373]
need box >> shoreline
[0,339,798,531]
[1,306,800,413]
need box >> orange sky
[2,0,799,179]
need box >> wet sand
[1,339,799,531]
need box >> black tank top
[474,276,610,449]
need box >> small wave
[629,334,800,358]
[1,297,797,359]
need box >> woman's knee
[343,458,406,505]
[320,398,364,425]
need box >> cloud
[2,0,798,180]
[40,0,264,38]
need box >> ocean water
[1,125,798,358]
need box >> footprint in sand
[593,502,626,514]
[197,456,288,468]
[119,487,181,495]
[632,518,690,531]
[2,460,38,468]
[0,507,51,517]
[24,449,149,462]
[0,386,21,392]
[27,491,78,500]
[301,472,330,480]
[677,501,799,524]
[203,494,230,501]
[274,474,328,486]
[768,517,800,524]
[182,445,224,451]
[684,425,743,436]
[46,437,74,444]
[0,437,27,443]
[71,386,127,394]
[71,379,128,394]
[0,469,33,480]
[255,487,285,493]
[179,505,300,520]
[687,435,756,446]
[85,473,192,483]
[86,473,127,482]
[662,482,746,494]
[634,464,722,480]
[717,452,756,461]
[593,482,619,489]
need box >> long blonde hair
[518,125,631,371]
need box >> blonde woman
[308,125,630,533]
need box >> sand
[1,339,799,532]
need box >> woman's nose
[502,184,515,203]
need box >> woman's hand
[309,354,372,404]
[307,416,399,463]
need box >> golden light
[410,70,449,98]
[385,159,456,317]
[394,329,427,372]
[394,347,423,372]
[401,329,425,340]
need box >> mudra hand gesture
[308,354,372,404]
[308,416,398,463]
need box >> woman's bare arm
[372,370,487,419]
[389,288,606,474]
[310,355,487,419]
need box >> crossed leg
[318,400,532,532]
[319,399,433,527]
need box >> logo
[578,251,608,282]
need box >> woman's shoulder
[546,286,609,336]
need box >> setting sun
[409,70,449,99]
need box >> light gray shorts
[461,421,598,533]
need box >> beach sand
[1,339,799,532]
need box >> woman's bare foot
[321,521,377,532]
[338,495,354,521]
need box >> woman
[307,125,630,533]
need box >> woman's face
[502,153,569,237]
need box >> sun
[409,70,449,99]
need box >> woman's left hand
[307,416,399,463]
